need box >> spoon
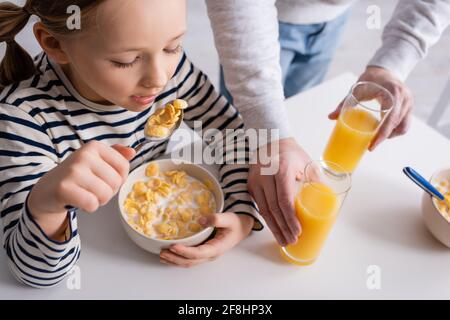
[403,166,449,213]
[134,100,187,153]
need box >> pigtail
[0,2,35,90]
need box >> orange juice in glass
[280,160,351,266]
[323,82,395,174]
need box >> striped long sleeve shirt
[0,52,263,288]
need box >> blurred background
[2,0,450,138]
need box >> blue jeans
[220,10,350,102]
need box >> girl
[0,0,263,288]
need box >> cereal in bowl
[433,179,450,222]
[123,162,217,239]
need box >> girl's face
[59,0,186,112]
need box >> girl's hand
[159,213,254,268]
[28,140,135,223]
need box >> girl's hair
[0,0,104,90]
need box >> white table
[1,73,450,299]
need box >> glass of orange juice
[280,160,351,266]
[322,81,395,174]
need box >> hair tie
[3,8,32,45]
[23,6,33,16]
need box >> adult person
[205,0,450,246]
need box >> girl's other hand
[159,213,254,268]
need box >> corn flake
[145,99,187,138]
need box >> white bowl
[421,168,450,247]
[118,159,224,254]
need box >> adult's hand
[248,137,311,246]
[329,66,414,151]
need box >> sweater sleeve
[368,0,450,81]
[174,53,264,231]
[205,0,292,143]
[0,103,80,288]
